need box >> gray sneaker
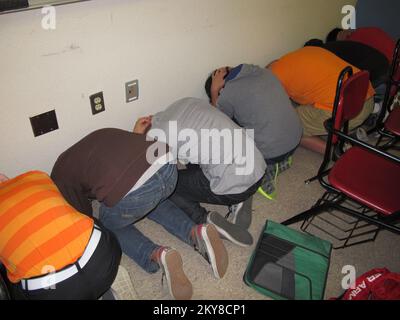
[192,224,229,279]
[207,211,253,247]
[228,196,253,229]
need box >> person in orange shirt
[0,171,121,300]
[269,46,375,154]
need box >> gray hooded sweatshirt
[149,97,266,195]
[217,64,303,160]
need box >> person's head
[326,28,354,42]
[304,38,324,47]
[326,28,342,42]
[205,74,213,101]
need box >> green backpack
[244,220,332,300]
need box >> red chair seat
[384,107,400,136]
[329,147,400,216]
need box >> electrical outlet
[90,92,105,115]
[125,80,139,103]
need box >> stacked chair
[282,67,400,249]
[375,39,400,150]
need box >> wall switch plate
[125,80,139,103]
[90,92,105,115]
[30,109,59,137]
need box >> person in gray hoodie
[147,97,267,247]
[205,64,303,200]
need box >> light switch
[126,80,139,103]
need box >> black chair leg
[305,169,331,185]
[282,203,330,226]
[376,134,384,147]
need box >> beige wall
[0,0,356,176]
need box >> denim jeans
[99,164,195,274]
[170,164,262,224]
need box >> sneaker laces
[226,202,242,219]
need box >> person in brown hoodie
[50,118,228,300]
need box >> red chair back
[374,39,400,129]
[331,68,370,145]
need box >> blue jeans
[99,164,195,273]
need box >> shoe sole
[207,213,253,247]
[161,250,193,300]
[202,225,229,279]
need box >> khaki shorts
[297,98,374,137]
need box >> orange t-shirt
[270,46,375,112]
[0,171,94,283]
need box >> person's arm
[300,136,326,155]
[210,90,219,107]
[210,69,227,106]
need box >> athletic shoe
[207,211,253,247]
[154,247,193,300]
[228,196,253,229]
[258,163,278,200]
[192,224,229,279]
[277,155,293,174]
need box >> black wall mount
[29,109,59,137]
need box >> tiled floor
[98,146,399,300]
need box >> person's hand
[0,174,9,183]
[211,67,228,95]
[133,116,152,135]
[210,67,229,106]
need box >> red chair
[375,39,400,150]
[282,67,400,249]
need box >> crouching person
[147,97,267,247]
[51,127,228,300]
[0,171,121,300]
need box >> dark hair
[304,38,324,47]
[205,74,212,101]
[326,28,343,42]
